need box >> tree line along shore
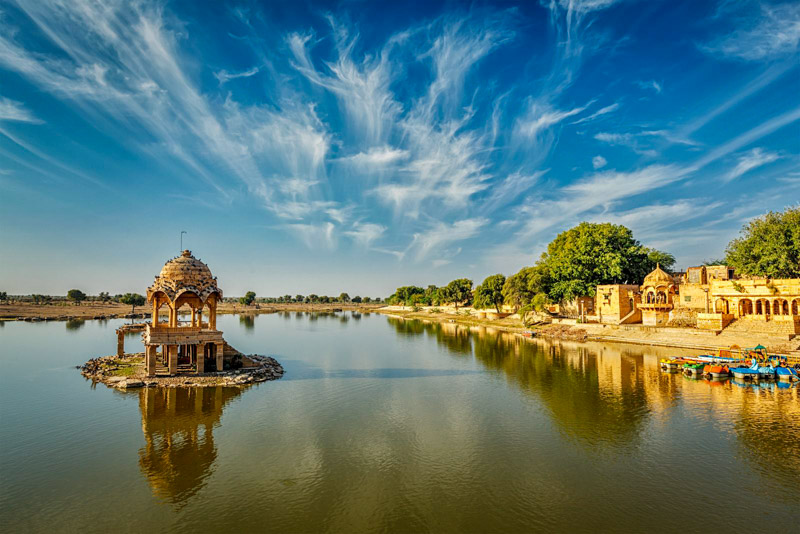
[386,206,799,318]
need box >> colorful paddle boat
[703,364,730,379]
[775,366,798,382]
[682,362,705,378]
[731,358,769,381]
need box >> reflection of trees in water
[65,319,85,331]
[388,318,650,448]
[386,318,473,355]
[474,332,650,448]
[733,388,800,494]
[239,315,255,330]
[137,387,243,507]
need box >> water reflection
[388,317,800,475]
[137,387,243,507]
[65,318,85,331]
[239,314,255,330]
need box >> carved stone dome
[644,264,673,286]
[147,250,222,303]
[159,250,213,284]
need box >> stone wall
[697,312,733,331]
[668,307,698,327]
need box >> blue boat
[775,366,798,381]
[731,359,766,380]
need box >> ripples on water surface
[1,312,798,532]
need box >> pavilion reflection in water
[137,386,243,506]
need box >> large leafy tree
[474,274,506,312]
[442,278,473,309]
[502,265,551,311]
[725,206,800,278]
[67,289,86,305]
[119,293,145,313]
[390,286,424,306]
[239,291,256,306]
[540,222,672,301]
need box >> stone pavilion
[143,250,226,377]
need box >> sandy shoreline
[373,308,800,356]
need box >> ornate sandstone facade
[595,264,800,334]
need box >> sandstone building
[595,264,800,334]
[143,250,228,377]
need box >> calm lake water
[1,312,798,533]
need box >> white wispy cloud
[288,21,402,146]
[412,218,487,261]
[703,3,800,61]
[592,155,607,169]
[570,102,619,125]
[515,102,589,139]
[636,80,662,93]
[285,222,337,249]
[0,97,42,123]
[724,147,780,182]
[344,222,386,247]
[343,146,409,166]
[214,65,260,84]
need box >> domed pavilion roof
[147,250,222,303]
[643,264,673,286]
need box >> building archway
[715,298,729,314]
[755,300,763,315]
[793,299,800,316]
[739,299,753,316]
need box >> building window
[684,295,691,302]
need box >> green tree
[363,296,372,303]
[443,278,473,310]
[725,206,800,278]
[98,291,110,303]
[338,292,350,303]
[502,265,552,311]
[0,291,7,303]
[119,293,145,314]
[539,222,671,301]
[473,274,506,312]
[643,248,676,271]
[295,294,304,303]
[351,295,362,303]
[390,286,424,306]
[239,291,256,306]
[67,289,86,305]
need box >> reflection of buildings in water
[723,382,800,490]
[137,386,243,506]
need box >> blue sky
[0,0,798,297]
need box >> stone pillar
[197,308,203,329]
[153,301,159,326]
[191,307,196,327]
[146,345,157,377]
[117,330,124,357]
[197,343,205,374]
[210,302,216,330]
[215,342,224,372]
[168,345,178,375]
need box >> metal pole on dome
[180,230,187,251]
